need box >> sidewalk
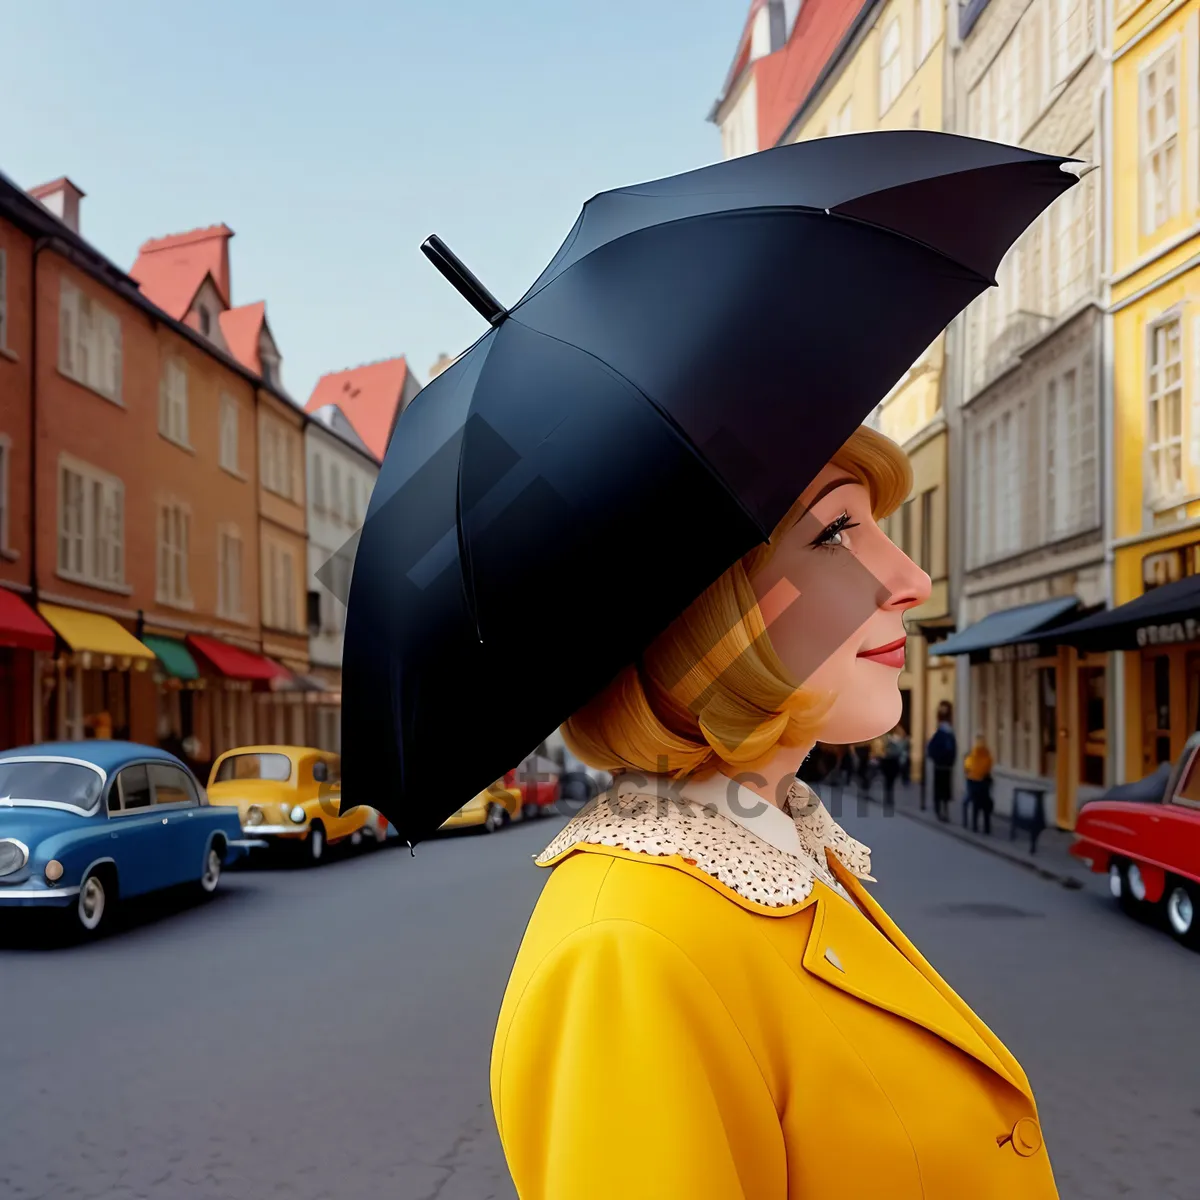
[811,772,1099,891]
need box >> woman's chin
[821,688,903,744]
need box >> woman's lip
[858,636,906,658]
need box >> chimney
[28,177,86,234]
[428,352,454,380]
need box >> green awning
[143,634,200,681]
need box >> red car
[1070,732,1200,949]
[504,746,561,820]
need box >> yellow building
[784,0,953,777]
[1109,0,1200,779]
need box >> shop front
[1051,570,1200,785]
[934,595,1102,828]
[35,603,156,743]
[0,589,56,750]
[141,634,210,777]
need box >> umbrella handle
[421,235,508,326]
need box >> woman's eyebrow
[796,476,859,519]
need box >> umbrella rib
[506,313,772,541]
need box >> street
[2,800,1198,1200]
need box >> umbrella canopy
[341,130,1079,843]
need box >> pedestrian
[895,723,911,784]
[84,710,113,740]
[491,426,1060,1197]
[855,741,872,791]
[926,701,957,822]
[964,732,994,835]
[880,725,904,811]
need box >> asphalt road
[2,798,1197,1200]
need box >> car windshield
[214,753,292,784]
[0,760,104,810]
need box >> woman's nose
[880,543,931,611]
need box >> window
[330,461,343,520]
[0,248,7,350]
[307,590,322,634]
[149,762,196,806]
[261,419,296,500]
[347,475,360,526]
[156,503,191,606]
[915,0,939,67]
[879,19,902,114]
[1053,175,1090,311]
[970,429,984,564]
[219,395,239,473]
[198,306,212,338]
[261,353,278,388]
[281,548,297,632]
[1140,46,1181,235]
[1147,314,1184,503]
[218,528,243,619]
[830,97,854,135]
[57,459,124,586]
[266,542,297,631]
[214,752,291,783]
[116,764,152,811]
[159,358,189,445]
[312,452,326,511]
[59,279,122,402]
[899,497,913,556]
[919,487,934,574]
[1050,0,1089,87]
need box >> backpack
[928,727,957,768]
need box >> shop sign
[1136,618,1200,646]
[988,641,1044,662]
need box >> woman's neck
[714,742,812,810]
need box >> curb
[817,784,1087,890]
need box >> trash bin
[1009,787,1047,854]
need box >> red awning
[0,589,56,652]
[186,634,290,682]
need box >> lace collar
[535,773,874,911]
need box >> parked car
[0,741,259,939]
[1070,733,1200,949]
[511,748,562,819]
[206,746,370,863]
[440,778,523,833]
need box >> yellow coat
[965,745,994,781]
[491,843,1057,1199]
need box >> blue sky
[2,0,744,402]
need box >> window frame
[1145,309,1185,506]
[159,356,191,449]
[879,18,902,116]
[156,499,193,609]
[217,525,244,621]
[56,455,126,589]
[58,277,123,405]
[219,393,240,475]
[1139,39,1182,237]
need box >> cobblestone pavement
[2,791,1195,1199]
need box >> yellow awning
[37,604,155,660]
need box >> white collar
[676,771,807,859]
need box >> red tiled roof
[755,0,864,148]
[130,223,234,319]
[305,357,410,461]
[218,302,266,373]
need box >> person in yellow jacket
[964,731,995,835]
[490,426,1059,1199]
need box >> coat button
[1011,1117,1042,1157]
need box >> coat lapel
[801,853,1032,1102]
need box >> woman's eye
[812,511,860,551]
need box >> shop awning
[186,634,289,682]
[142,634,200,681]
[934,596,1080,658]
[0,590,55,652]
[271,671,328,692]
[1050,574,1200,651]
[37,603,155,660]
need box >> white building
[304,404,380,752]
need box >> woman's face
[748,463,931,744]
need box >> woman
[490,426,1057,1198]
[880,724,904,810]
[964,731,995,835]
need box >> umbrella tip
[406,839,415,857]
[421,234,508,327]
[1060,160,1097,179]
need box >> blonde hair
[563,424,912,778]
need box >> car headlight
[289,805,306,824]
[45,859,64,883]
[245,805,264,826]
[0,839,29,876]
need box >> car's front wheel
[1110,859,1148,916]
[1164,877,1200,949]
[305,822,326,864]
[71,868,114,940]
[198,844,222,896]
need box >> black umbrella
[339,130,1078,843]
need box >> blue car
[0,741,262,938]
